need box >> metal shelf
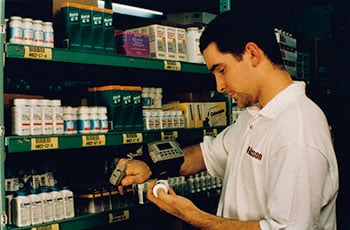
[5,44,209,74]
[5,127,224,153]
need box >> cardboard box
[201,102,227,127]
[141,24,167,59]
[53,0,97,16]
[88,85,142,131]
[115,31,150,58]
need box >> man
[117,9,339,229]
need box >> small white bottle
[141,87,152,109]
[171,111,178,128]
[151,110,160,130]
[51,99,64,134]
[61,186,75,219]
[41,99,53,135]
[11,190,31,227]
[89,107,100,133]
[63,106,74,134]
[29,99,42,135]
[78,106,91,134]
[152,180,169,198]
[186,27,203,63]
[177,110,185,128]
[12,98,31,136]
[50,186,64,221]
[154,88,163,109]
[39,187,54,223]
[97,106,108,133]
[143,110,153,130]
[9,16,23,44]
[28,189,43,225]
[43,21,54,48]
[164,111,172,129]
[32,19,44,46]
[22,18,33,45]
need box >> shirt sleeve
[200,127,230,178]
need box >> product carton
[115,31,150,58]
[165,26,177,60]
[141,24,167,59]
[201,102,227,127]
[53,0,97,16]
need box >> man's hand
[146,179,199,221]
[116,159,152,195]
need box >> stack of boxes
[55,2,114,52]
[275,29,297,78]
[87,85,143,132]
[163,102,227,128]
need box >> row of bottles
[8,186,74,227]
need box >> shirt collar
[246,81,306,119]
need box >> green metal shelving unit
[0,0,231,229]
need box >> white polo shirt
[200,81,339,229]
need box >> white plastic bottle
[9,16,23,44]
[39,187,54,223]
[97,106,108,133]
[41,99,53,135]
[22,18,33,45]
[11,190,31,227]
[186,27,203,63]
[143,110,153,130]
[29,99,42,135]
[12,98,31,136]
[141,87,152,109]
[154,88,163,109]
[43,21,54,48]
[177,110,185,128]
[50,186,64,221]
[28,189,43,225]
[78,106,91,134]
[32,19,44,46]
[52,99,64,134]
[89,106,100,133]
[61,186,75,219]
[152,180,169,197]
[63,106,74,134]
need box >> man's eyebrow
[209,64,219,73]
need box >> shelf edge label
[82,135,106,147]
[161,130,178,140]
[122,133,143,144]
[203,128,218,137]
[24,45,52,60]
[163,60,181,71]
[31,137,58,150]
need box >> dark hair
[199,8,284,68]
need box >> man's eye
[218,68,225,74]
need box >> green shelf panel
[5,43,209,74]
[5,127,225,153]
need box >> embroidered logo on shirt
[246,146,262,161]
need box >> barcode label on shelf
[163,60,181,71]
[31,223,59,230]
[82,135,106,147]
[161,131,178,140]
[108,210,130,223]
[122,133,143,144]
[31,137,58,150]
[24,45,52,60]
[203,128,218,137]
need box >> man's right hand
[116,158,152,195]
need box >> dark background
[4,0,350,229]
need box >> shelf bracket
[220,0,231,13]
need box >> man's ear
[245,42,262,66]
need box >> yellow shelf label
[161,130,178,140]
[82,135,106,147]
[203,128,218,137]
[122,133,143,144]
[24,45,52,60]
[31,137,58,150]
[163,60,181,71]
[31,223,59,230]
[108,210,130,223]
